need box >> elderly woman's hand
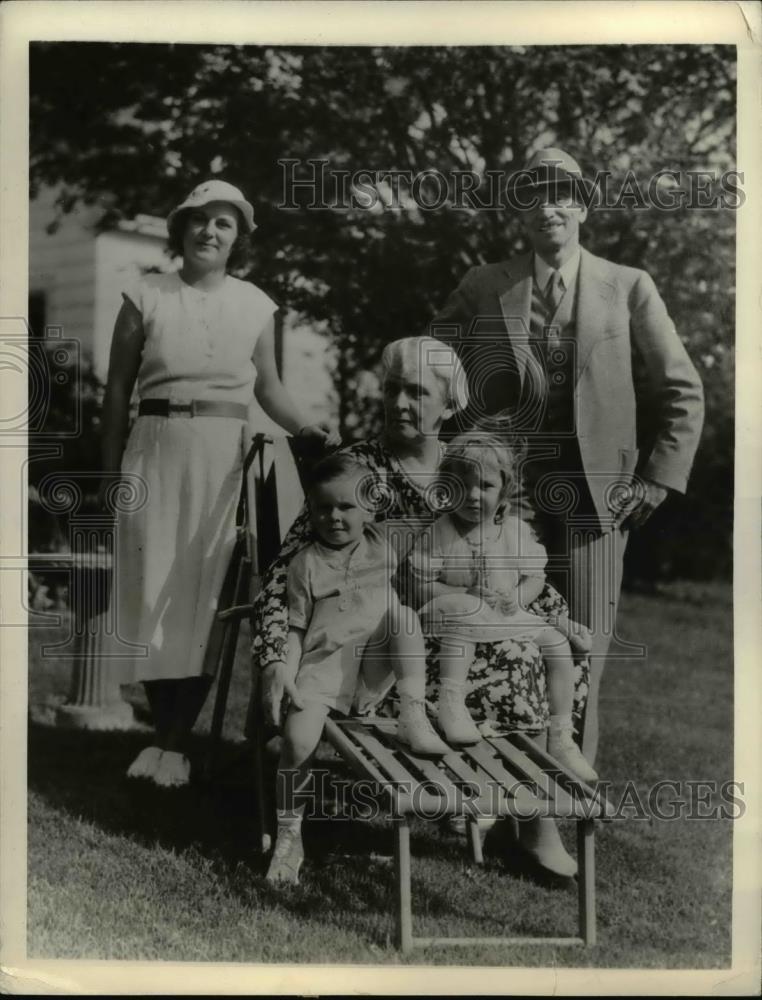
[261,661,304,727]
[297,422,341,450]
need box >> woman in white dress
[100,180,337,787]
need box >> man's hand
[297,422,341,449]
[610,479,669,531]
[261,661,304,728]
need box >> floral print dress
[251,437,589,737]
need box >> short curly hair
[380,336,469,413]
[166,206,252,272]
[437,429,523,516]
[306,453,367,495]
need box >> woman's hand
[466,584,518,616]
[298,422,341,449]
[554,614,593,654]
[261,661,304,727]
[253,320,341,447]
[568,622,593,655]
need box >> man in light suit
[430,148,704,764]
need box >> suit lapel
[498,253,533,388]
[574,248,617,383]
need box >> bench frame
[323,716,605,953]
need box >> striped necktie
[541,270,564,348]
[544,270,564,316]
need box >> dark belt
[138,399,248,420]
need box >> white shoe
[126,746,163,780]
[547,732,599,783]
[152,750,191,788]
[437,686,481,746]
[396,698,450,756]
[266,824,304,884]
[518,817,578,878]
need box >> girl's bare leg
[534,626,598,782]
[437,638,481,745]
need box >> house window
[28,290,46,339]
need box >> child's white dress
[410,513,548,644]
[110,271,276,683]
[286,524,398,714]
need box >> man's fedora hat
[507,147,597,208]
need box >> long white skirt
[108,415,244,683]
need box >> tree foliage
[30,43,736,578]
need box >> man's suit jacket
[430,247,705,523]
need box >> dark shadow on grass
[28,721,584,949]
[28,723,263,866]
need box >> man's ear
[578,203,588,225]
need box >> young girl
[264,453,448,884]
[409,431,598,782]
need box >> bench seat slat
[488,737,580,817]
[508,732,609,817]
[323,719,391,789]
[388,743,500,818]
[343,721,416,788]
[464,740,546,796]
[325,720,435,815]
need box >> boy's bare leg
[363,601,449,756]
[267,701,330,884]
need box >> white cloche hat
[167,180,257,233]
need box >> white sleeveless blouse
[124,271,277,405]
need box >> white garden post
[36,473,141,730]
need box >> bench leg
[393,818,413,953]
[251,670,272,854]
[203,545,248,782]
[466,815,484,865]
[576,818,596,946]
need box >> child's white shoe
[126,745,163,780]
[266,823,304,884]
[437,684,481,746]
[547,732,598,783]
[396,697,450,756]
[152,750,191,788]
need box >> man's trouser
[536,513,629,765]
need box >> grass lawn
[26,582,734,966]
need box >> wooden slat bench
[323,716,612,954]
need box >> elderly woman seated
[253,336,589,883]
